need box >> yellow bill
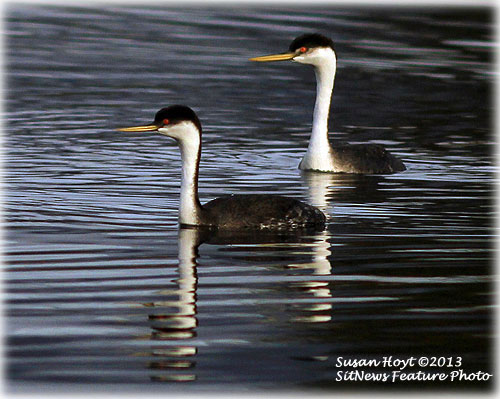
[117,124,158,132]
[249,52,296,62]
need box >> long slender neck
[300,51,336,171]
[174,124,203,226]
[311,60,335,149]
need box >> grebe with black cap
[118,105,326,230]
[251,33,406,174]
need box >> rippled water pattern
[5,5,494,392]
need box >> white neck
[179,140,201,225]
[160,122,202,226]
[298,49,336,172]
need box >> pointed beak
[249,52,296,62]
[116,124,159,132]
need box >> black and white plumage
[251,33,406,174]
[118,105,325,230]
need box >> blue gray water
[5,4,494,393]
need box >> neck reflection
[145,228,201,383]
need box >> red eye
[163,119,170,125]
[299,46,307,53]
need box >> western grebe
[250,33,406,174]
[118,105,326,230]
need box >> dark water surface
[5,4,494,393]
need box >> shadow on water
[138,226,334,385]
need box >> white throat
[298,48,336,172]
[159,122,202,225]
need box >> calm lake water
[5,4,494,393]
